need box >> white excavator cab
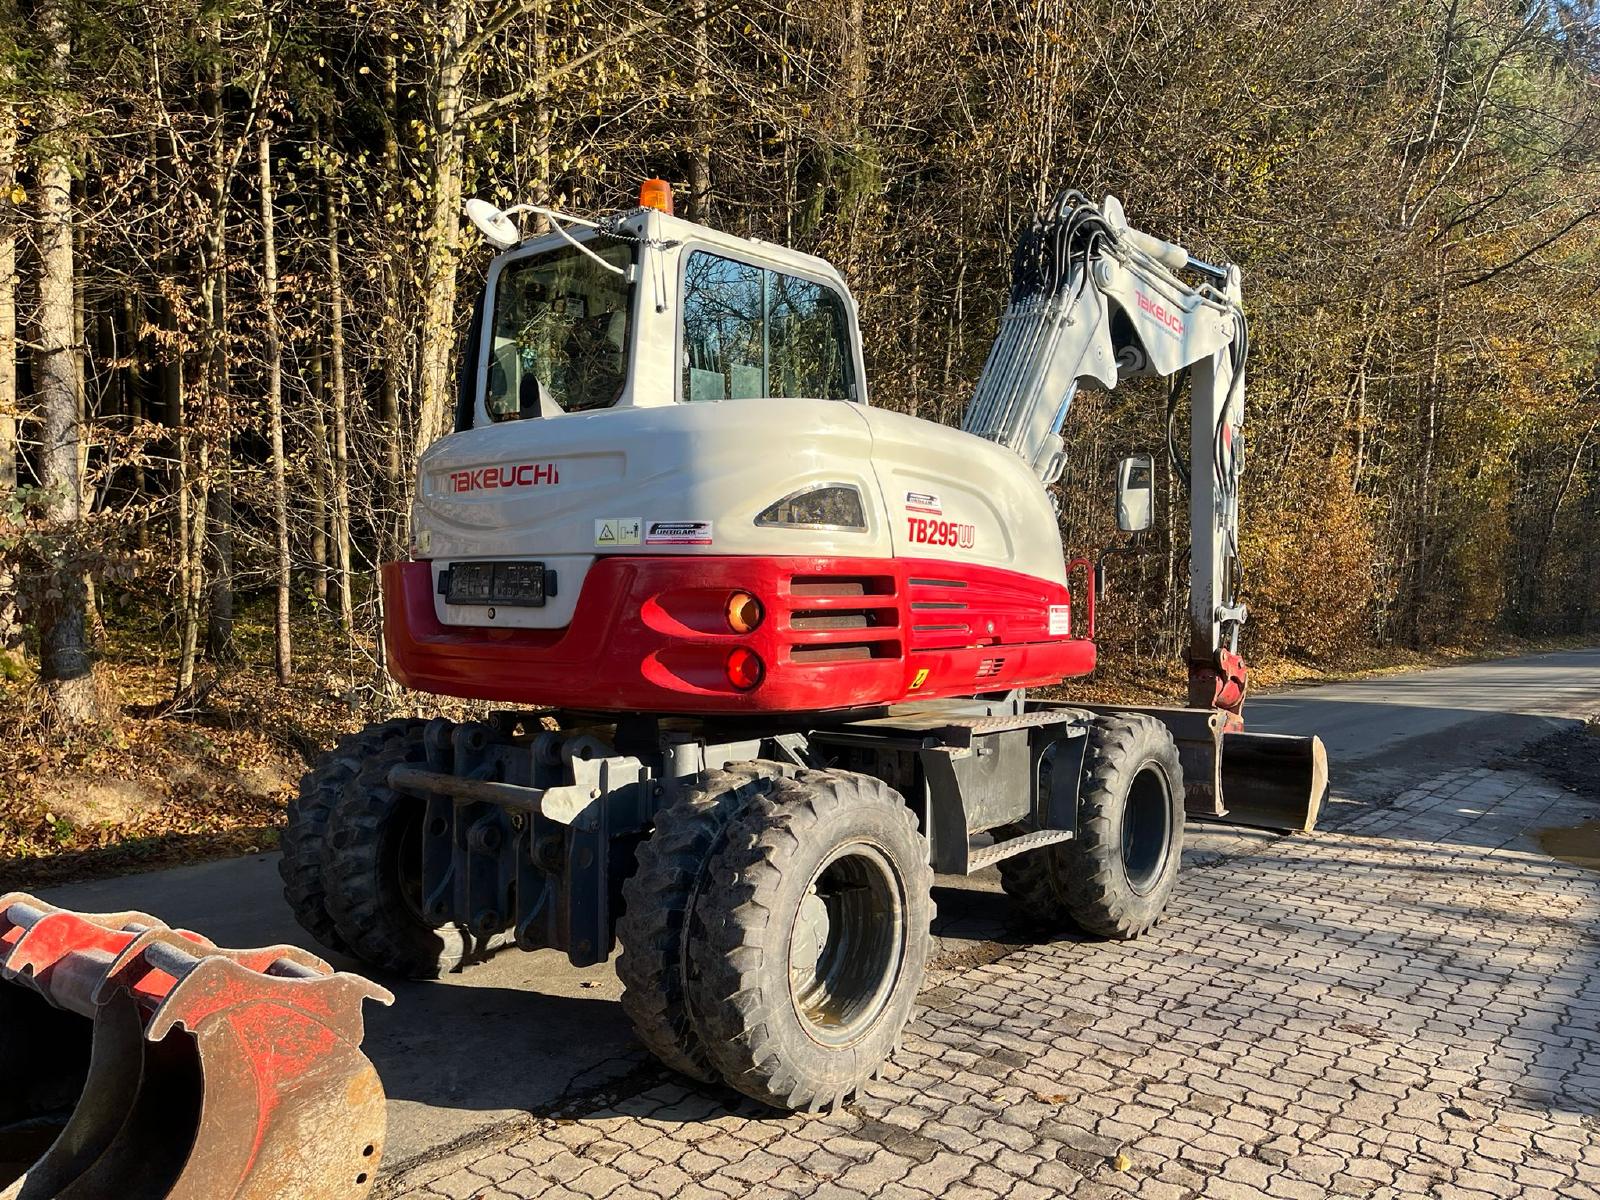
[461,199,867,426]
[418,191,1073,679]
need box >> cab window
[681,250,852,402]
[485,239,633,420]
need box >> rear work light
[726,591,764,633]
[725,647,764,690]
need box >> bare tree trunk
[687,0,712,221]
[309,347,329,604]
[380,54,405,561]
[0,91,20,659]
[166,292,202,692]
[1346,289,1384,491]
[121,293,149,551]
[33,0,105,725]
[201,15,233,661]
[261,126,292,683]
[178,384,209,690]
[325,153,355,635]
[527,0,552,230]
[74,213,107,648]
[1412,254,1447,641]
[416,9,468,448]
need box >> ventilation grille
[782,571,902,667]
[791,644,887,663]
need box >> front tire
[687,770,933,1111]
[999,713,1184,939]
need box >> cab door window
[681,250,852,402]
[485,238,634,420]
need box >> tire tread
[280,718,426,955]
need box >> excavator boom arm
[961,192,1249,711]
[963,191,1325,831]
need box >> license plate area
[444,560,546,608]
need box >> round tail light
[726,591,764,633]
[725,647,764,691]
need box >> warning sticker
[905,490,942,515]
[1048,605,1071,636]
[645,520,714,546]
[595,517,642,546]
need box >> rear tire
[999,713,1184,939]
[687,770,932,1111]
[323,729,477,978]
[281,718,427,955]
[615,765,789,1083]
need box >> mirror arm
[1094,531,1149,600]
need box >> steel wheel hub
[787,841,905,1047]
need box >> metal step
[966,828,1073,872]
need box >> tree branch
[1445,206,1600,292]
[460,0,737,126]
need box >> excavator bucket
[1072,705,1328,834]
[1218,730,1329,833]
[0,893,394,1200]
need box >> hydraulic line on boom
[960,192,1323,828]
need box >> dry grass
[0,613,491,891]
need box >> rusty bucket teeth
[0,892,394,1200]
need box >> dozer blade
[0,893,394,1200]
[1218,731,1328,833]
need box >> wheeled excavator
[264,181,1327,1114]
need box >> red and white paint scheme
[390,204,1103,715]
[395,391,1092,711]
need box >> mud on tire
[615,764,789,1083]
[998,712,1183,939]
[280,718,427,955]
[686,769,933,1111]
[322,727,478,978]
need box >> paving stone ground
[381,768,1600,1200]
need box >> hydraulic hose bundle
[962,191,1117,484]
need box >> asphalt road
[1246,644,1600,802]
[30,645,1600,1177]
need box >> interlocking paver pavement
[383,768,1600,1200]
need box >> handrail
[1065,556,1095,640]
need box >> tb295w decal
[906,516,976,549]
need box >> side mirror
[1116,453,1155,533]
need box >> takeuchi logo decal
[1136,291,1184,338]
[449,463,560,493]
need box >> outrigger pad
[1218,731,1329,834]
[0,893,394,1200]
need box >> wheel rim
[1121,763,1172,895]
[787,841,906,1048]
[385,796,431,926]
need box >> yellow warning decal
[910,668,930,690]
[595,517,642,546]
